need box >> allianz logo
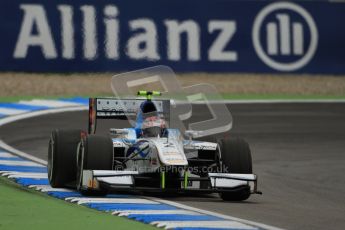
[13,4,238,62]
[252,2,318,71]
[13,2,318,72]
[266,14,304,56]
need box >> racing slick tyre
[48,129,81,188]
[218,137,252,201]
[76,134,113,196]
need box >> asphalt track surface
[1,103,345,230]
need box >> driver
[141,115,166,137]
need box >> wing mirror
[110,128,129,137]
[184,130,204,140]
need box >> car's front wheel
[48,129,81,188]
[218,137,252,201]
[76,134,113,196]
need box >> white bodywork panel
[93,170,139,176]
[110,129,219,170]
[82,170,138,188]
[149,138,188,166]
[111,128,137,140]
[97,176,133,185]
[110,132,221,174]
[96,98,164,117]
[184,141,217,151]
[208,173,256,188]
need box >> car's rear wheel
[76,134,113,196]
[218,137,252,201]
[48,129,81,188]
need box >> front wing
[80,170,262,195]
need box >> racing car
[48,91,261,201]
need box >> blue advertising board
[0,0,344,74]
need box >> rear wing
[88,98,170,134]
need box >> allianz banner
[0,0,344,74]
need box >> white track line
[0,140,47,166]
[18,99,83,108]
[1,171,46,176]
[6,173,48,179]
[0,151,18,158]
[0,106,87,165]
[67,197,158,205]
[0,160,42,167]
[146,197,281,230]
[152,220,258,229]
[0,108,28,115]
[113,210,202,216]
[0,104,284,230]
[28,185,75,192]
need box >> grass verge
[0,177,156,230]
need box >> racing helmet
[141,115,166,137]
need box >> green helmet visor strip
[137,91,162,100]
